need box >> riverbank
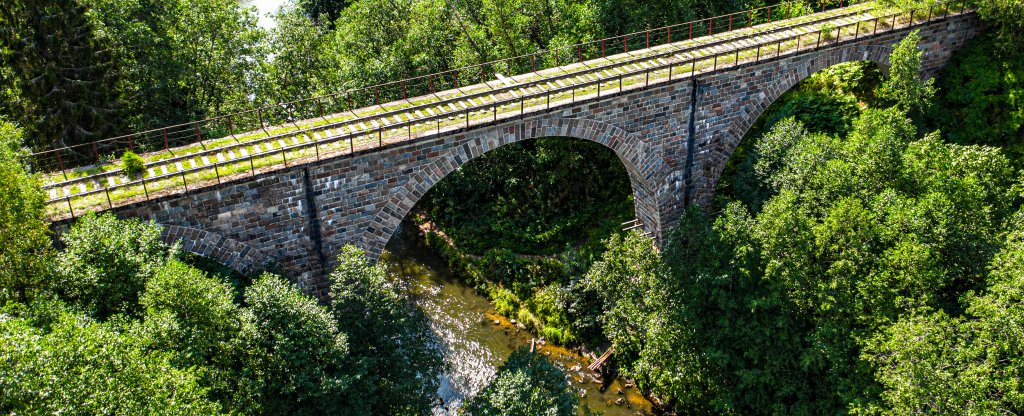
[381,225,653,415]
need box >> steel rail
[43,0,970,218]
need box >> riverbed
[380,228,653,416]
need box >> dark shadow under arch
[363,117,664,256]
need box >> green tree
[0,299,221,414]
[0,0,122,151]
[330,244,443,415]
[55,213,171,319]
[877,30,935,124]
[234,273,361,415]
[137,259,241,400]
[862,210,1024,414]
[261,6,343,111]
[0,121,51,304]
[463,347,579,416]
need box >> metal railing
[29,0,866,174]
[39,0,972,220]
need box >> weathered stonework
[53,13,982,296]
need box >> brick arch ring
[362,117,665,256]
[160,224,282,277]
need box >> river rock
[570,365,581,372]
[624,382,634,389]
[510,319,516,324]
[617,388,624,395]
[493,319,500,325]
[615,398,625,405]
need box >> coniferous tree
[0,0,122,152]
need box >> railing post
[141,176,150,198]
[314,139,321,162]
[729,15,733,31]
[403,81,407,100]
[163,128,169,150]
[520,96,524,116]
[93,142,99,163]
[874,17,879,35]
[713,54,718,70]
[258,108,268,135]
[855,21,860,39]
[454,71,459,88]
[691,60,695,77]
[181,171,188,192]
[578,44,583,62]
[909,9,915,26]
[749,11,752,27]
[374,87,380,105]
[281,148,287,168]
[623,37,628,53]
[465,109,469,128]
[816,31,821,48]
[768,6,772,22]
[735,48,740,65]
[349,135,354,154]
[430,75,434,94]
[598,81,601,97]
[194,123,203,146]
[105,186,112,208]
[378,128,382,147]
[532,55,536,71]
[129,136,135,151]
[619,74,622,91]
[709,19,713,36]
[249,152,255,176]
[757,44,762,61]
[646,30,650,48]
[689,22,693,40]
[227,116,235,138]
[645,69,650,86]
[67,197,74,219]
[668,27,672,43]
[601,39,605,57]
[927,5,933,21]
[56,151,68,181]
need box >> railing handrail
[38,2,876,191]
[30,0,862,162]
[42,0,971,216]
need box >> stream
[380,227,653,416]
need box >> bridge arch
[689,36,952,206]
[161,224,282,277]
[362,117,663,256]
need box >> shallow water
[381,230,653,416]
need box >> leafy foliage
[464,347,579,416]
[424,138,633,256]
[0,299,222,414]
[929,32,1024,167]
[330,245,444,415]
[0,121,51,304]
[877,30,935,124]
[55,212,171,319]
[234,273,360,415]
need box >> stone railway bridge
[48,5,982,296]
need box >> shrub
[121,150,145,178]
